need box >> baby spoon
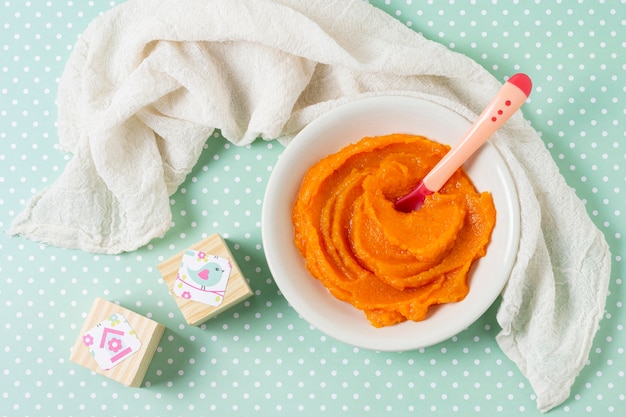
[394,73,532,212]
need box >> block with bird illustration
[157,233,254,326]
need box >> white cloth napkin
[8,0,611,411]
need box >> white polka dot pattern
[1,0,624,415]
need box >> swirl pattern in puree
[292,134,496,327]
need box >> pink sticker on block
[82,314,142,370]
[173,250,232,306]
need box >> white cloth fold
[8,0,611,411]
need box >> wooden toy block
[157,233,253,326]
[69,297,165,387]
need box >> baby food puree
[292,133,496,328]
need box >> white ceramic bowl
[262,96,520,351]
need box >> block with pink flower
[70,298,165,387]
[82,313,142,370]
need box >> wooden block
[157,233,253,326]
[69,297,165,387]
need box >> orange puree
[292,133,496,328]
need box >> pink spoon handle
[394,73,531,212]
[423,73,531,192]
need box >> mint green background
[1,1,623,416]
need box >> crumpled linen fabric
[8,0,611,411]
